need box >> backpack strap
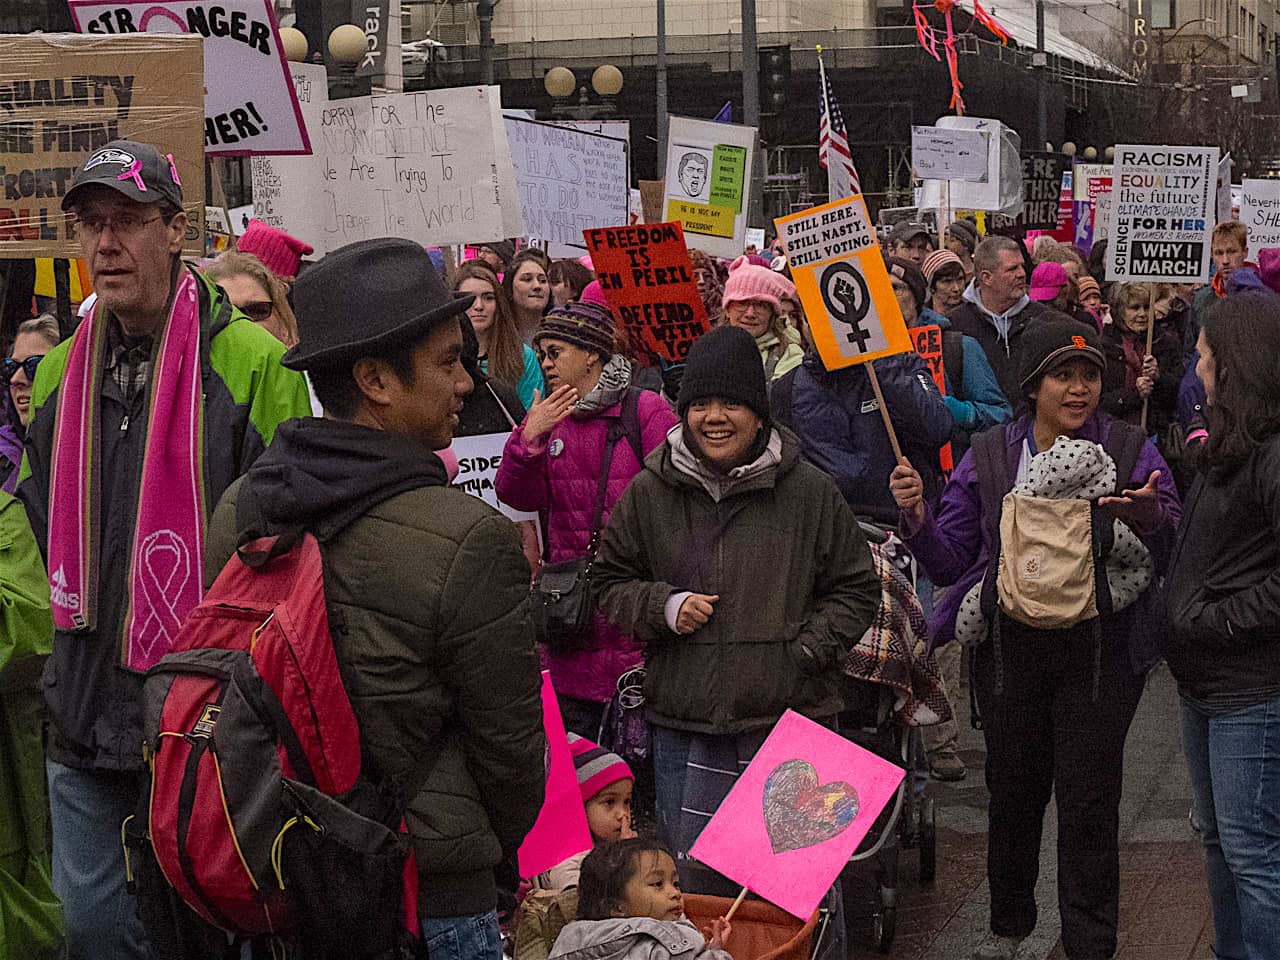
[771,368,797,431]
[617,386,645,465]
[941,330,967,402]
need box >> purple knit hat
[533,300,617,359]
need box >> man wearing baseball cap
[889,221,936,267]
[17,139,311,959]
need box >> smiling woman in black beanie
[591,325,881,893]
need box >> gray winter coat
[549,918,732,960]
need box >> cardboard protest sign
[1242,179,1280,258]
[0,33,205,259]
[908,324,953,473]
[505,118,628,258]
[584,222,709,364]
[1072,163,1113,253]
[774,195,913,372]
[451,433,538,523]
[689,710,904,920]
[1106,145,1218,283]
[915,116,1022,215]
[663,116,754,259]
[910,126,990,182]
[70,0,309,156]
[518,672,593,879]
[252,82,524,255]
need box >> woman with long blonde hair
[205,251,300,347]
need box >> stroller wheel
[919,798,937,884]
[874,907,897,953]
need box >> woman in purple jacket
[495,301,677,737]
[890,319,1180,960]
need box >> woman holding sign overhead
[890,319,1179,960]
[495,301,676,739]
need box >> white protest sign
[504,118,628,257]
[911,125,989,181]
[1242,179,1280,258]
[451,433,538,523]
[254,82,525,255]
[554,118,632,151]
[251,62,327,251]
[69,0,310,156]
[1106,145,1217,283]
[1216,154,1233,225]
[663,115,755,259]
[915,116,1021,214]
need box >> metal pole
[1036,0,1048,147]
[478,0,494,86]
[741,0,764,228]
[656,0,668,177]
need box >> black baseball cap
[1018,317,1106,395]
[890,220,934,246]
[62,139,184,212]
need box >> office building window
[1151,0,1174,28]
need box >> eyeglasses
[2,355,44,384]
[71,212,164,238]
[536,344,573,363]
[237,301,274,323]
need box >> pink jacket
[496,390,678,702]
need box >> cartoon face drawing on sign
[677,151,709,199]
[819,261,875,352]
[762,759,860,854]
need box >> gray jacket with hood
[549,918,732,960]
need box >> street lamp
[544,64,624,120]
[1083,146,1098,160]
[279,26,308,63]
[1061,141,1077,157]
[329,24,368,98]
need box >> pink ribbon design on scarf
[117,158,147,192]
[130,530,193,668]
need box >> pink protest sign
[688,710,905,920]
[518,672,593,878]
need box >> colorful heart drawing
[762,759,860,854]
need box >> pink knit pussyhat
[237,219,314,279]
[721,255,796,312]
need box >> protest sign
[555,118,631,152]
[774,194,913,372]
[664,115,755,259]
[505,118,628,258]
[517,672,593,879]
[910,126,990,182]
[689,710,904,921]
[1015,153,1068,229]
[745,227,766,251]
[253,82,524,255]
[250,62,326,251]
[1216,154,1233,226]
[451,433,538,523]
[0,33,204,259]
[1106,145,1217,283]
[70,1,309,156]
[1242,179,1280,258]
[1072,163,1113,253]
[916,116,1022,215]
[908,324,953,472]
[584,222,710,364]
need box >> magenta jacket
[496,389,678,702]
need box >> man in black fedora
[204,237,546,959]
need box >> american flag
[818,53,861,200]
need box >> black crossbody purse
[532,421,624,654]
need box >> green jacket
[592,428,881,735]
[0,493,62,958]
[18,265,312,770]
[205,418,546,919]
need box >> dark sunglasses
[2,355,43,384]
[237,301,274,323]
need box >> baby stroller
[682,893,831,960]
[837,521,948,953]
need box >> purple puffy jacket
[496,389,678,702]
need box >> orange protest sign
[908,324,954,473]
[583,221,710,364]
[774,195,912,371]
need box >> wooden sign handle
[866,363,905,462]
[1140,283,1154,431]
[723,886,750,924]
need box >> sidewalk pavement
[846,664,1216,960]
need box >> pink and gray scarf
[47,271,206,671]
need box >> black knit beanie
[677,325,770,422]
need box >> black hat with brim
[282,237,473,371]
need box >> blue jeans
[47,761,152,960]
[1182,695,1280,960]
[651,724,692,852]
[420,910,502,960]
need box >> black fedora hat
[282,237,472,371]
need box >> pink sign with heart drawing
[688,710,906,920]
